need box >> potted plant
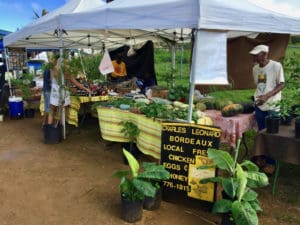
[265,111,280,133]
[273,98,293,126]
[141,162,170,210]
[199,139,269,225]
[11,73,36,118]
[113,149,170,223]
[120,121,140,163]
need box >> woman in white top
[47,52,91,125]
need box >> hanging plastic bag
[99,49,114,75]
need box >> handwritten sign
[161,122,221,202]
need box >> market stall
[96,104,256,160]
[4,0,300,134]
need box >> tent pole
[180,28,184,79]
[180,44,183,79]
[171,43,175,88]
[4,48,9,72]
[4,48,13,97]
[58,29,66,140]
[187,29,199,123]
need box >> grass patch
[208,89,254,103]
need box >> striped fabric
[40,95,109,127]
[97,107,162,159]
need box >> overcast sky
[0,0,299,32]
[249,0,300,17]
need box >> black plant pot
[24,108,35,118]
[291,105,300,118]
[221,213,236,225]
[280,114,293,126]
[43,124,62,144]
[143,187,162,210]
[121,194,143,223]
[295,118,300,139]
[265,115,280,133]
[221,191,236,225]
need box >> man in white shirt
[249,44,285,130]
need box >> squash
[214,99,233,110]
[173,101,189,109]
[195,102,207,111]
[221,104,243,117]
[197,116,213,126]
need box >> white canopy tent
[4,0,300,123]
[5,0,300,84]
[3,0,191,50]
[5,0,300,48]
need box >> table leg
[241,133,248,158]
[78,112,87,132]
[77,103,89,133]
[272,160,280,196]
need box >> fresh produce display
[221,103,243,117]
[214,99,233,110]
[92,97,135,109]
[93,97,206,124]
[92,88,249,122]
[70,81,108,96]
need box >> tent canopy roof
[4,0,300,50]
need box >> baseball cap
[249,45,269,55]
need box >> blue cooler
[9,96,24,119]
[27,60,45,74]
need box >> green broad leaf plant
[120,121,140,153]
[113,149,170,201]
[11,73,35,100]
[199,139,269,225]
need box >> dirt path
[0,113,299,225]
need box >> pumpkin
[221,104,243,117]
